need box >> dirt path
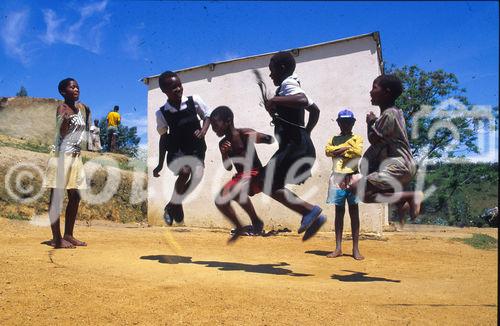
[0,218,497,325]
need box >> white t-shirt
[278,73,314,106]
[89,125,100,135]
[155,94,211,135]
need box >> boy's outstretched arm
[153,134,168,177]
[256,132,274,144]
[305,103,320,134]
[241,128,275,145]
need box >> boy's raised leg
[395,191,424,224]
[238,199,264,235]
[409,191,424,220]
[215,193,245,243]
[270,188,322,234]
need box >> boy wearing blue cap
[325,109,364,260]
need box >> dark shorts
[108,126,118,136]
[263,127,316,192]
[166,149,206,175]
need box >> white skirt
[43,153,87,190]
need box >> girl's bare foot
[352,249,364,260]
[52,238,75,249]
[396,202,410,225]
[63,235,87,246]
[326,249,343,258]
[409,191,424,220]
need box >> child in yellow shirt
[325,109,364,260]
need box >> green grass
[0,139,50,153]
[81,157,146,172]
[452,234,498,250]
[0,139,146,173]
[5,213,31,221]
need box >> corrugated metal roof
[141,31,382,85]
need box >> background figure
[107,105,121,152]
[88,119,102,152]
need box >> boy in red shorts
[211,106,274,243]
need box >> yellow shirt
[107,111,121,127]
[325,134,363,174]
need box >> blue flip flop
[302,215,327,241]
[298,205,322,234]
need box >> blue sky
[0,1,498,151]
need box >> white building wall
[146,33,388,233]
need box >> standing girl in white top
[44,78,90,248]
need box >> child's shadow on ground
[140,255,312,277]
[331,270,400,283]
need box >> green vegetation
[406,162,498,227]
[386,64,478,160]
[385,64,498,228]
[16,86,28,97]
[97,117,141,157]
[81,156,146,172]
[452,234,498,250]
[0,139,50,153]
[6,212,30,221]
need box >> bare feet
[352,249,365,260]
[51,238,75,249]
[326,249,343,258]
[63,235,87,246]
[409,191,424,220]
[396,202,410,225]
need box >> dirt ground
[0,218,497,325]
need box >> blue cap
[337,108,355,120]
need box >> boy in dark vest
[153,71,211,225]
[262,51,326,241]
